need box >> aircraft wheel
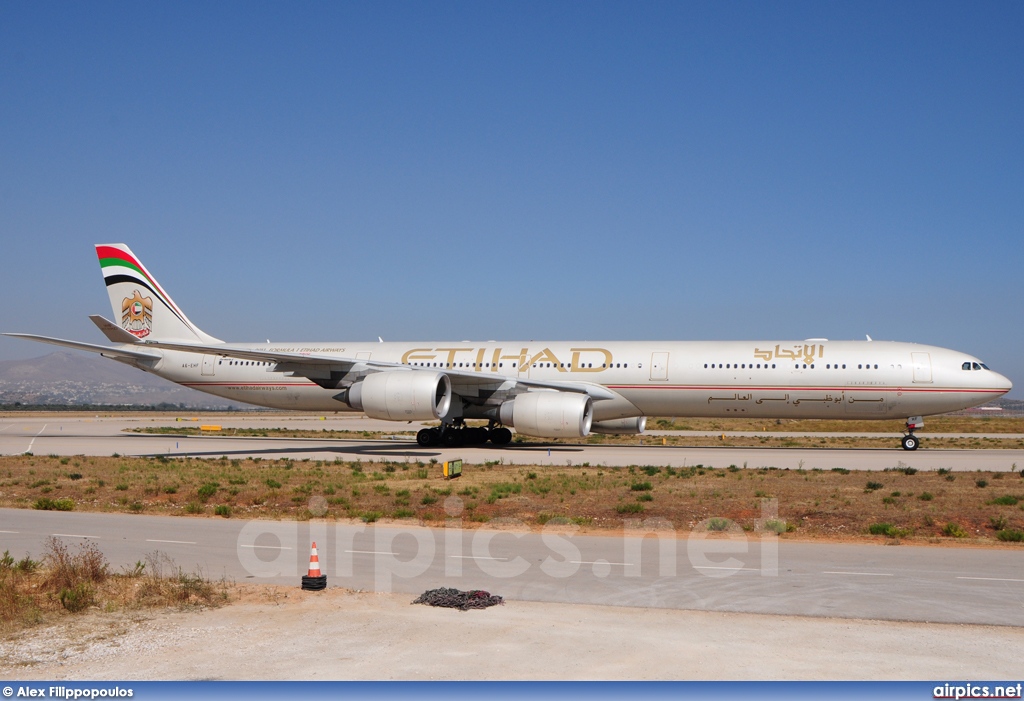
[901,434,919,451]
[442,430,462,447]
[490,427,513,446]
[416,428,436,447]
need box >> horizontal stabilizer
[2,333,162,361]
[89,315,141,344]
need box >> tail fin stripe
[99,266,185,324]
[95,243,222,345]
[100,273,194,332]
[96,247,187,319]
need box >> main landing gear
[901,416,924,451]
[416,421,513,448]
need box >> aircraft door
[201,354,217,376]
[911,353,933,383]
[650,352,669,381]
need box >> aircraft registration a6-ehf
[6,244,1013,451]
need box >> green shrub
[865,481,883,492]
[943,522,968,538]
[763,519,788,534]
[707,517,730,531]
[996,529,1024,542]
[637,493,654,502]
[615,502,644,514]
[420,494,437,505]
[33,497,74,511]
[265,478,282,489]
[918,492,934,501]
[976,479,988,489]
[58,582,94,612]
[989,495,1020,506]
[197,483,219,501]
[486,482,522,503]
[630,481,653,492]
[831,467,850,475]
[214,505,231,518]
[184,502,204,514]
[869,523,911,537]
[392,508,415,519]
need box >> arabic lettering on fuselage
[753,344,825,365]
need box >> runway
[1,414,1022,471]
[2,507,1022,627]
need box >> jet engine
[346,371,452,421]
[590,416,647,435]
[498,391,593,438]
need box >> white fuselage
[145,339,1010,420]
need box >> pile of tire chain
[412,587,504,611]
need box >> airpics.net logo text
[934,683,1023,699]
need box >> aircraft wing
[133,339,621,402]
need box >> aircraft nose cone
[993,372,1013,394]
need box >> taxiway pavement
[3,508,1022,627]
[1,414,1021,471]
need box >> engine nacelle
[590,416,647,435]
[347,371,452,421]
[498,391,593,439]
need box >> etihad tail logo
[121,290,153,338]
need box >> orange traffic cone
[301,541,327,591]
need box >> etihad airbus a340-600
[5,244,1012,451]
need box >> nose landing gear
[901,416,924,451]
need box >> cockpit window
[963,361,991,371]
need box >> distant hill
[0,352,251,409]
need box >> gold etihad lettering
[400,347,614,372]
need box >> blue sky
[1,2,1021,395]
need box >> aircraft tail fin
[95,244,222,344]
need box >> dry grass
[0,537,232,636]
[2,453,1023,544]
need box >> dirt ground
[1,585,1022,680]
[7,452,1024,543]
